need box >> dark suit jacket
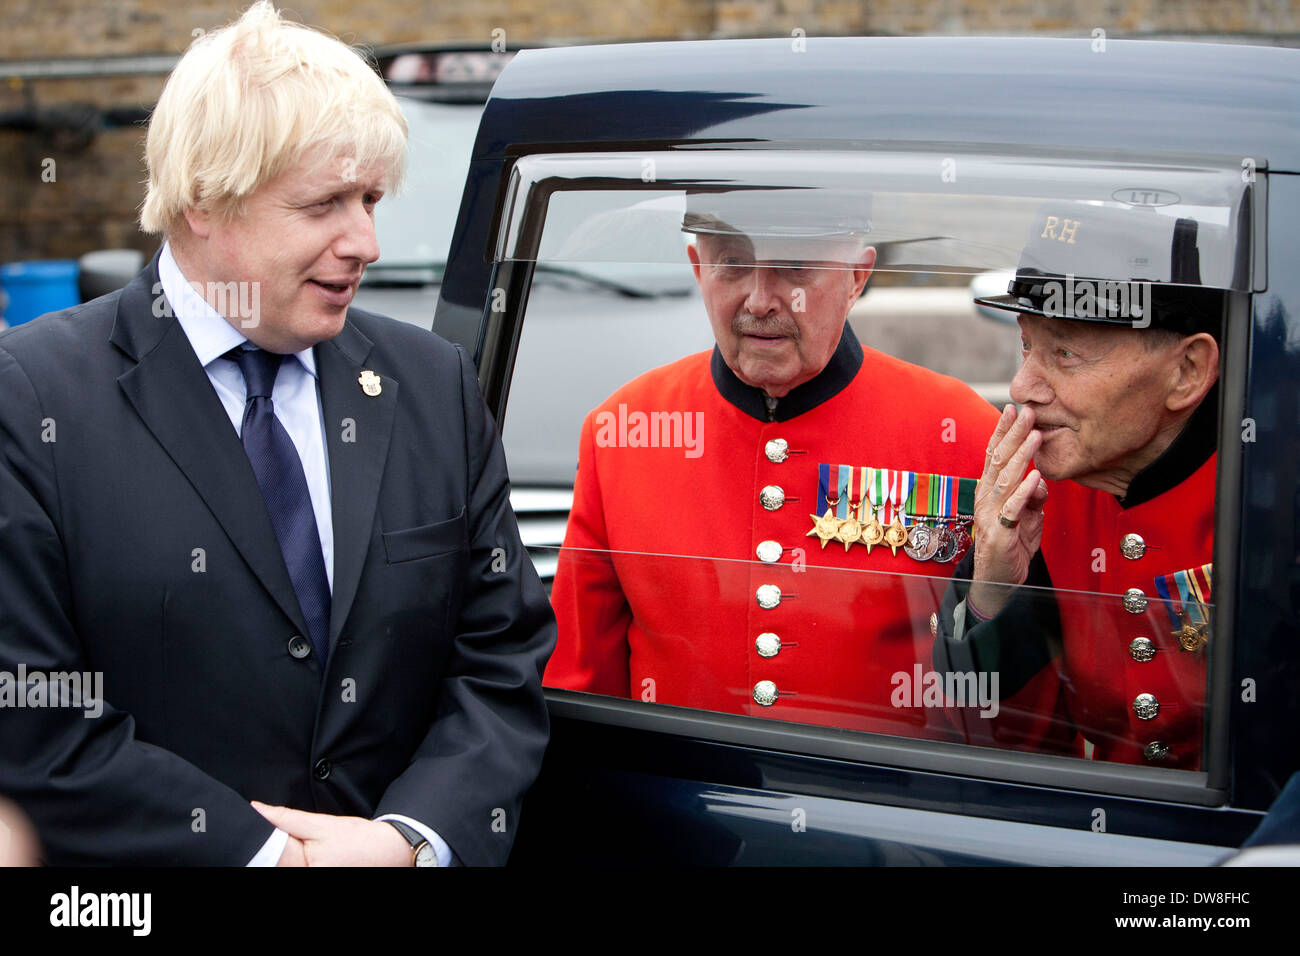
[0,257,555,865]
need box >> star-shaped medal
[806,508,843,550]
[884,517,909,557]
[859,513,884,555]
[836,512,863,553]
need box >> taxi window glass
[541,547,1213,770]
[497,149,1254,289]
[501,150,1237,778]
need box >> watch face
[414,842,437,867]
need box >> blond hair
[140,1,407,235]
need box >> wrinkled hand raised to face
[968,404,1050,618]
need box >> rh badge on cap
[358,370,382,396]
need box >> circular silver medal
[904,524,941,561]
[903,524,929,561]
[932,525,959,563]
[918,525,942,560]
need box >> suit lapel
[315,322,397,647]
[111,258,311,640]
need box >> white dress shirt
[159,244,452,867]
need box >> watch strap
[384,819,435,866]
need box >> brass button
[1143,741,1170,762]
[764,438,789,463]
[1133,693,1160,721]
[1120,533,1146,560]
[755,633,781,658]
[759,485,786,510]
[756,585,781,610]
[1129,637,1156,662]
[756,540,783,564]
[753,680,779,706]
[1123,588,1148,614]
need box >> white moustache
[732,314,799,338]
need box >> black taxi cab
[432,36,1300,865]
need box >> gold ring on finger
[998,513,1020,529]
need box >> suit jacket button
[288,635,312,660]
[313,758,332,780]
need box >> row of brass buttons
[753,441,793,706]
[1120,532,1168,761]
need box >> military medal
[806,506,842,550]
[823,465,981,561]
[860,467,888,555]
[902,473,930,561]
[1178,622,1204,652]
[865,467,912,557]
[932,523,960,563]
[944,477,978,563]
[830,467,863,551]
[886,469,915,557]
[902,472,944,561]
[918,525,942,561]
[1175,565,1212,651]
[1154,563,1212,652]
[809,464,847,549]
[861,504,885,554]
[884,517,908,556]
[950,522,973,563]
[837,499,864,552]
[929,476,960,563]
[904,523,934,561]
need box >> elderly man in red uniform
[546,191,1000,737]
[934,204,1224,768]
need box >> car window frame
[479,147,1262,810]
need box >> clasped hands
[251,800,413,867]
[968,404,1050,619]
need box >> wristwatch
[385,820,438,867]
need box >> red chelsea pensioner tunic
[1037,453,1215,768]
[936,398,1217,768]
[546,327,1000,737]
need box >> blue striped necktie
[228,347,331,666]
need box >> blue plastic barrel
[1,260,81,327]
